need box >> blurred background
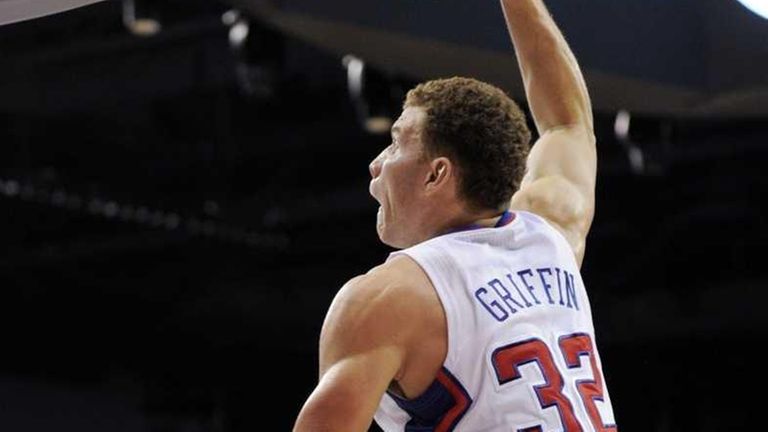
[1,0,766,430]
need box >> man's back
[375,211,616,431]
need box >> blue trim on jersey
[495,210,515,228]
[446,210,516,234]
[385,367,472,432]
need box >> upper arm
[293,273,419,432]
[510,125,596,266]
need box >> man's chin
[377,227,410,250]
[376,224,393,246]
[376,226,392,247]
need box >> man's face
[368,106,430,248]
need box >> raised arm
[503,0,597,266]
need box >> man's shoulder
[341,255,433,305]
[369,254,430,284]
[321,256,438,357]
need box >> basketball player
[294,0,617,430]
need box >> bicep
[295,350,400,432]
[294,276,408,432]
[510,126,596,264]
[519,125,596,193]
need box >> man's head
[369,77,531,248]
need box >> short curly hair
[405,77,531,211]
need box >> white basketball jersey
[374,211,617,432]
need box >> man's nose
[369,153,383,179]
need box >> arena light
[735,0,768,19]
[0,176,290,249]
[342,55,394,135]
[613,110,645,174]
[122,0,161,37]
[224,10,283,99]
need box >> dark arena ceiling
[0,1,766,430]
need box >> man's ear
[424,157,452,192]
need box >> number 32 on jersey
[491,333,617,432]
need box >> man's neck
[431,208,509,238]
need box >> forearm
[500,0,592,134]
